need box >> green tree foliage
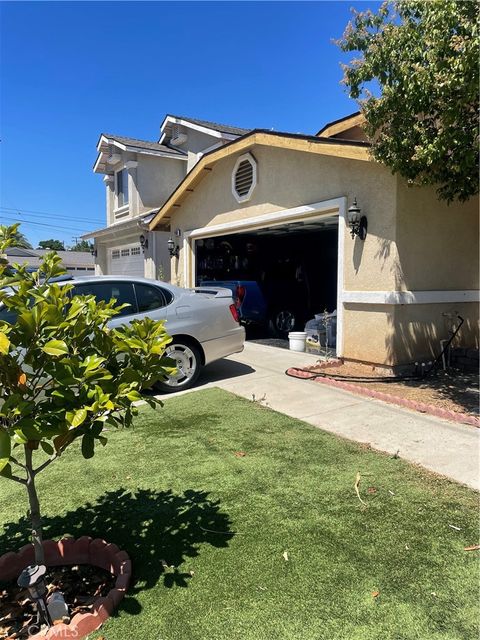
[338,0,478,202]
[70,239,93,252]
[0,224,175,564]
[38,239,65,251]
[0,226,32,249]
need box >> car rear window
[72,282,137,317]
[0,305,17,325]
[134,283,172,312]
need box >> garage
[108,243,144,277]
[193,214,339,350]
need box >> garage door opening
[194,216,338,353]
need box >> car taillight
[235,285,246,308]
[229,303,240,323]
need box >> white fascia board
[184,198,343,240]
[161,115,236,141]
[341,290,480,305]
[123,145,188,160]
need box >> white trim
[231,153,257,203]
[184,198,344,239]
[341,290,480,305]
[183,196,346,357]
[160,116,239,142]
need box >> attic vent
[232,153,257,203]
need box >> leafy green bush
[0,224,174,564]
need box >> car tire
[269,308,298,338]
[153,340,202,393]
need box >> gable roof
[101,134,186,155]
[149,129,371,230]
[316,111,366,138]
[165,115,251,137]
[94,133,187,173]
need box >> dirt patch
[306,362,479,417]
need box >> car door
[71,281,139,328]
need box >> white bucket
[288,331,307,352]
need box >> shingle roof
[101,134,186,156]
[167,115,251,137]
[7,249,94,268]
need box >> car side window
[72,282,137,317]
[134,283,172,313]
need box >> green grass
[1,388,478,640]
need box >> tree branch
[9,455,27,470]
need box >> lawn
[0,388,478,640]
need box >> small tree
[338,0,478,202]
[0,226,32,250]
[70,240,93,253]
[0,225,175,565]
[38,239,65,251]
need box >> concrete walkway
[165,342,480,490]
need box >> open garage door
[108,243,144,277]
[194,215,339,348]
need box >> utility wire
[0,206,102,226]
[0,215,93,234]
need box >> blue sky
[0,1,378,248]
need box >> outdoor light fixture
[347,198,367,240]
[167,237,179,258]
[17,564,52,631]
[139,234,149,252]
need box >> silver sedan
[0,276,245,393]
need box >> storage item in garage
[305,317,322,354]
[288,331,307,352]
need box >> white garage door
[108,244,144,277]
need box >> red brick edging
[287,367,480,428]
[0,537,132,639]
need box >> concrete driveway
[163,342,480,490]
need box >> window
[131,246,141,256]
[72,281,137,317]
[134,283,171,313]
[232,153,257,203]
[116,168,129,207]
[112,250,120,259]
[121,248,130,257]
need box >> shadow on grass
[1,488,234,606]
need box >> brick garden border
[0,537,131,639]
[287,365,480,428]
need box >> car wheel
[269,308,297,338]
[154,341,202,393]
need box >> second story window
[116,168,129,208]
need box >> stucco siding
[170,146,398,292]
[136,156,186,210]
[395,182,479,291]
[344,301,478,367]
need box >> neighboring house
[82,116,250,281]
[145,112,478,371]
[6,247,95,275]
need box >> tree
[338,0,478,202]
[38,239,65,251]
[70,239,93,253]
[0,226,32,249]
[0,224,175,565]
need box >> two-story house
[83,116,250,282]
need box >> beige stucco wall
[136,155,186,211]
[170,145,398,292]
[395,181,479,290]
[343,301,479,366]
[163,143,478,366]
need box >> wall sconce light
[347,198,367,240]
[167,237,179,258]
[139,234,149,252]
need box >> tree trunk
[24,445,45,565]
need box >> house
[146,112,478,371]
[82,116,250,281]
[6,247,95,275]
